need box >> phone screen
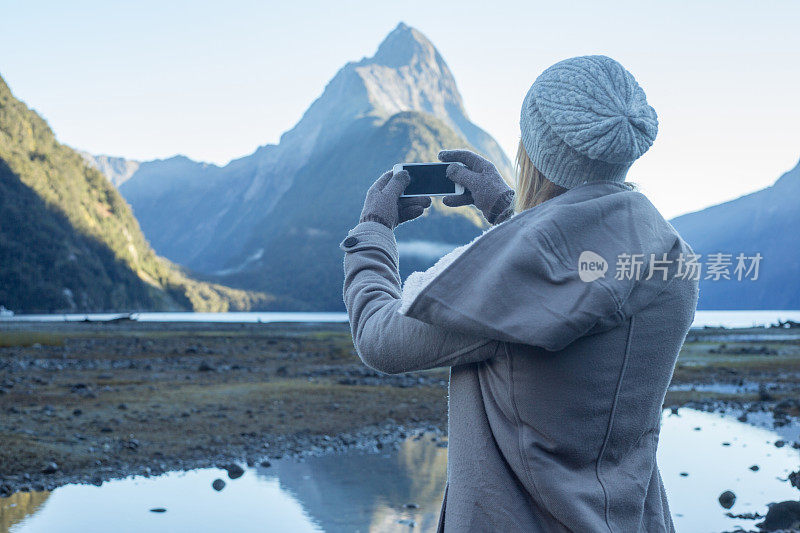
[402,163,456,195]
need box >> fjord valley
[82,23,508,310]
[79,21,800,312]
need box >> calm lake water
[4,310,800,329]
[2,409,798,533]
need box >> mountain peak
[370,22,439,69]
[270,22,510,182]
[274,23,468,167]
[345,24,469,128]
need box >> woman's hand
[359,170,432,229]
[438,149,515,224]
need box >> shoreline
[1,320,799,498]
[0,419,447,499]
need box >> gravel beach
[1,320,798,499]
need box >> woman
[341,55,698,532]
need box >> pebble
[149,508,167,513]
[749,464,760,471]
[222,463,245,479]
[41,462,58,474]
[783,469,800,490]
[212,479,226,491]
[718,490,736,509]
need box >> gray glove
[359,170,432,229]
[438,149,515,224]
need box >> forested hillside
[0,75,274,312]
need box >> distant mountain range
[0,75,274,312]
[79,152,140,187]
[670,159,800,310]
[77,22,800,312]
[81,23,511,285]
[83,23,508,309]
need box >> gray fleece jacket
[341,181,699,532]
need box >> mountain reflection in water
[2,434,447,533]
[3,410,799,532]
[0,492,50,532]
[269,433,446,532]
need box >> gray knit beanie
[520,55,658,189]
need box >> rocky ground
[669,327,800,425]
[0,320,450,499]
[0,320,799,530]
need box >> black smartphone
[394,163,465,197]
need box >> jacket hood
[400,181,693,351]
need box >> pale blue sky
[2,0,799,218]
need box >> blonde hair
[514,140,566,213]
[514,140,640,213]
